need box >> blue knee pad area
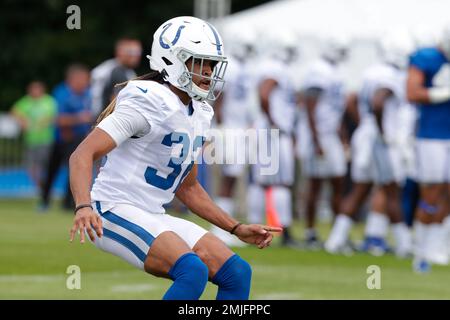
[212,254,252,300]
[418,200,439,215]
[163,252,209,300]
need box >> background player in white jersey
[325,33,414,257]
[209,31,256,246]
[407,24,450,270]
[296,35,348,248]
[249,30,300,247]
[90,38,142,117]
[68,16,281,300]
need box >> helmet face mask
[148,16,228,101]
[225,27,257,62]
[177,49,228,101]
[320,33,349,64]
[264,28,300,65]
[322,40,348,64]
[382,48,409,69]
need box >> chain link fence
[0,113,67,198]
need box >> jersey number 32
[145,132,205,191]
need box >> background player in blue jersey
[407,24,450,270]
[68,16,281,300]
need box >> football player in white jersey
[325,33,414,257]
[68,17,281,300]
[296,35,348,249]
[250,30,300,247]
[209,31,256,246]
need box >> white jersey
[91,80,214,214]
[91,59,120,115]
[91,59,137,116]
[351,63,416,184]
[257,58,298,134]
[300,58,346,136]
[358,63,407,140]
[220,57,254,128]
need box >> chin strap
[190,82,209,100]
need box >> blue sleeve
[409,50,429,72]
[52,83,69,113]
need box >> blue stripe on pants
[102,228,147,262]
[96,201,155,247]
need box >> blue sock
[162,252,208,300]
[212,254,252,300]
[401,178,419,227]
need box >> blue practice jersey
[409,47,450,139]
[52,83,92,142]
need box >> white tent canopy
[215,0,450,89]
[217,0,449,42]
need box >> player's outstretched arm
[69,128,116,243]
[175,164,282,249]
[406,66,450,104]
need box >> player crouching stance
[68,16,281,300]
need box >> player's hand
[69,207,103,243]
[234,224,283,249]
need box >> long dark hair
[95,69,166,125]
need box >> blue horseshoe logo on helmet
[159,23,186,49]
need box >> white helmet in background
[320,34,349,64]
[412,26,438,49]
[266,28,299,64]
[380,30,414,69]
[225,26,257,62]
[439,23,450,60]
[148,16,228,101]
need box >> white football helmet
[225,26,257,62]
[379,30,414,69]
[266,28,299,64]
[439,23,450,60]
[147,16,228,101]
[320,34,349,64]
[412,26,438,49]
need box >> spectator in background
[40,64,92,211]
[10,81,57,195]
[90,38,142,116]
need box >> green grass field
[1,198,450,300]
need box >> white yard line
[0,270,139,283]
[110,284,159,293]
[254,292,304,300]
[0,274,65,283]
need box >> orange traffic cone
[265,187,283,230]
